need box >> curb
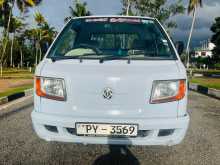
[0,88,33,106]
[189,83,220,100]
[0,95,33,118]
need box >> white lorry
[31,16,189,146]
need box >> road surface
[0,91,220,165]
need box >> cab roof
[70,15,156,21]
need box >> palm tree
[41,22,57,45]
[24,28,38,65]
[0,0,42,69]
[33,12,57,64]
[34,11,45,26]
[10,17,23,67]
[0,0,4,6]
[34,11,45,63]
[64,0,91,22]
[186,0,203,69]
[121,0,134,16]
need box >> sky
[13,0,220,49]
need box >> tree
[64,0,91,22]
[186,0,203,69]
[34,11,45,63]
[210,17,220,64]
[34,11,45,26]
[40,22,57,46]
[121,0,135,16]
[32,12,57,64]
[10,17,24,67]
[0,0,42,69]
[121,0,185,29]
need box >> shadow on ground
[93,137,140,165]
[93,145,140,165]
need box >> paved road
[0,91,220,165]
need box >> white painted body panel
[37,59,182,118]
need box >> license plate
[76,123,138,137]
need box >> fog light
[138,130,150,137]
[158,129,175,137]
[66,128,76,135]
[45,125,58,133]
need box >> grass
[191,69,220,73]
[190,77,220,90]
[1,68,33,79]
[0,84,33,98]
[189,69,220,76]
[0,68,34,98]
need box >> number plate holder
[75,123,138,137]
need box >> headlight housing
[35,76,66,101]
[150,79,186,104]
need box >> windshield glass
[47,17,177,60]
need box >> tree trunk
[35,42,38,66]
[0,2,14,64]
[39,46,42,63]
[126,0,130,16]
[39,31,42,63]
[186,7,197,69]
[20,47,23,68]
[10,33,14,67]
[0,63,2,77]
[1,37,9,64]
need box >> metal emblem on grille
[103,88,113,100]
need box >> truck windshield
[47,17,177,61]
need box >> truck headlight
[35,76,66,101]
[150,80,186,104]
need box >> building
[194,40,215,58]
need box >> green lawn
[1,68,33,79]
[190,77,220,90]
[0,84,33,98]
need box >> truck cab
[31,16,189,146]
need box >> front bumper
[31,111,189,146]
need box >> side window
[157,38,172,55]
[149,24,173,57]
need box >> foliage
[34,11,45,26]
[25,12,57,65]
[15,0,42,13]
[121,0,185,29]
[210,17,220,63]
[214,63,220,69]
[64,0,91,22]
[188,0,202,14]
[121,0,135,16]
[0,0,43,69]
[0,0,42,29]
[0,1,57,68]
[191,56,214,68]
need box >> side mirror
[175,41,184,55]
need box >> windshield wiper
[50,53,98,62]
[99,55,127,63]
